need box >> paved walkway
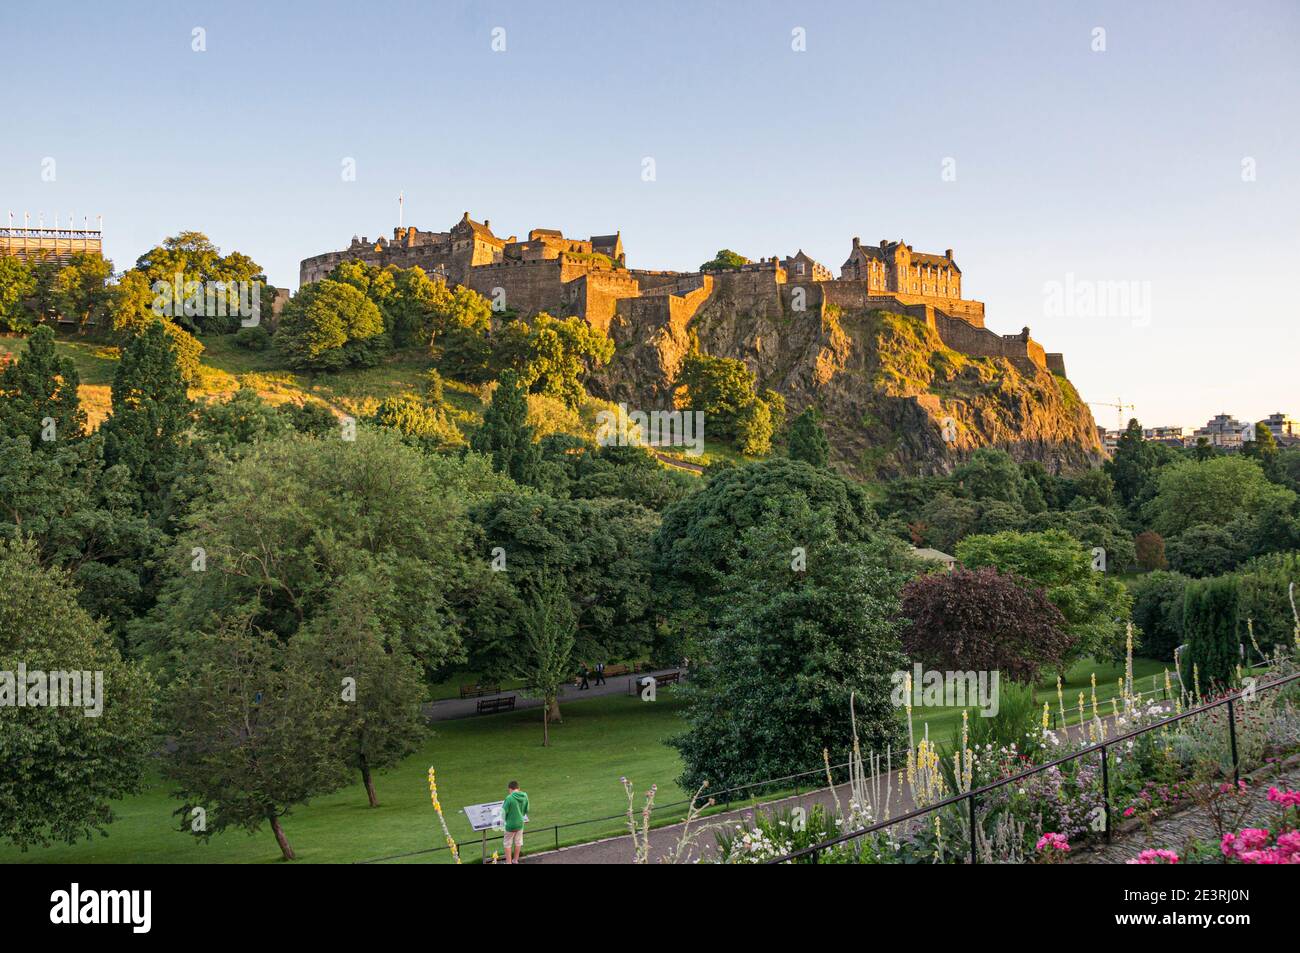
[422,668,682,722]
[1075,761,1300,863]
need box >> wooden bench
[603,663,633,678]
[631,670,681,693]
[460,683,500,699]
[656,671,681,687]
[476,695,516,715]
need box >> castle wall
[1046,352,1067,377]
[932,312,1046,375]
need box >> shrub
[1181,575,1240,692]
[1129,570,1188,661]
[233,324,271,351]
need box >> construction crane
[1087,398,1136,433]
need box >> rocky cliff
[587,275,1104,479]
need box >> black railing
[766,669,1300,864]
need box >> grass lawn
[1,693,693,866]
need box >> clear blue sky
[3,0,1297,427]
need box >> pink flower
[1037,832,1070,853]
[1223,828,1275,860]
[1127,849,1179,865]
[1123,807,1136,818]
[1266,787,1300,807]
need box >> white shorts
[503,829,524,849]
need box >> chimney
[945,249,953,259]
[484,219,490,229]
[852,236,860,248]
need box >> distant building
[840,237,961,299]
[1193,413,1253,450]
[783,249,833,281]
[1260,412,1299,444]
[1143,425,1193,446]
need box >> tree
[495,312,614,409]
[49,252,112,331]
[699,249,750,271]
[654,458,880,610]
[955,529,1132,663]
[0,255,37,332]
[138,430,499,681]
[670,498,907,791]
[954,448,1024,504]
[164,618,349,860]
[1104,419,1164,518]
[0,434,159,639]
[901,566,1072,682]
[132,231,265,334]
[0,325,86,447]
[100,320,192,500]
[471,370,543,486]
[1134,530,1168,571]
[1165,523,1248,577]
[674,351,758,437]
[733,395,773,456]
[294,574,427,807]
[275,279,385,371]
[468,493,657,682]
[787,407,830,467]
[0,539,155,850]
[1181,576,1239,693]
[1146,456,1295,539]
[513,581,577,746]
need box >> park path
[422,668,682,721]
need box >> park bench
[629,670,681,694]
[475,695,516,715]
[603,663,633,678]
[459,683,500,699]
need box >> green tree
[513,580,577,746]
[496,313,614,409]
[733,395,773,456]
[787,407,830,467]
[670,499,907,791]
[101,320,192,500]
[0,539,155,849]
[674,351,758,437]
[0,256,37,332]
[1146,456,1295,539]
[163,617,349,861]
[0,435,159,639]
[133,231,266,334]
[138,430,498,680]
[275,279,385,371]
[369,392,464,449]
[955,529,1132,663]
[294,574,428,807]
[468,493,658,681]
[0,325,86,447]
[699,249,750,271]
[1181,576,1239,693]
[471,370,543,486]
[50,252,112,331]
[954,448,1024,504]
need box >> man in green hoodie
[501,780,529,864]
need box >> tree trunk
[548,694,562,724]
[542,703,550,747]
[360,755,379,808]
[268,812,296,861]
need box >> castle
[299,213,1068,378]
